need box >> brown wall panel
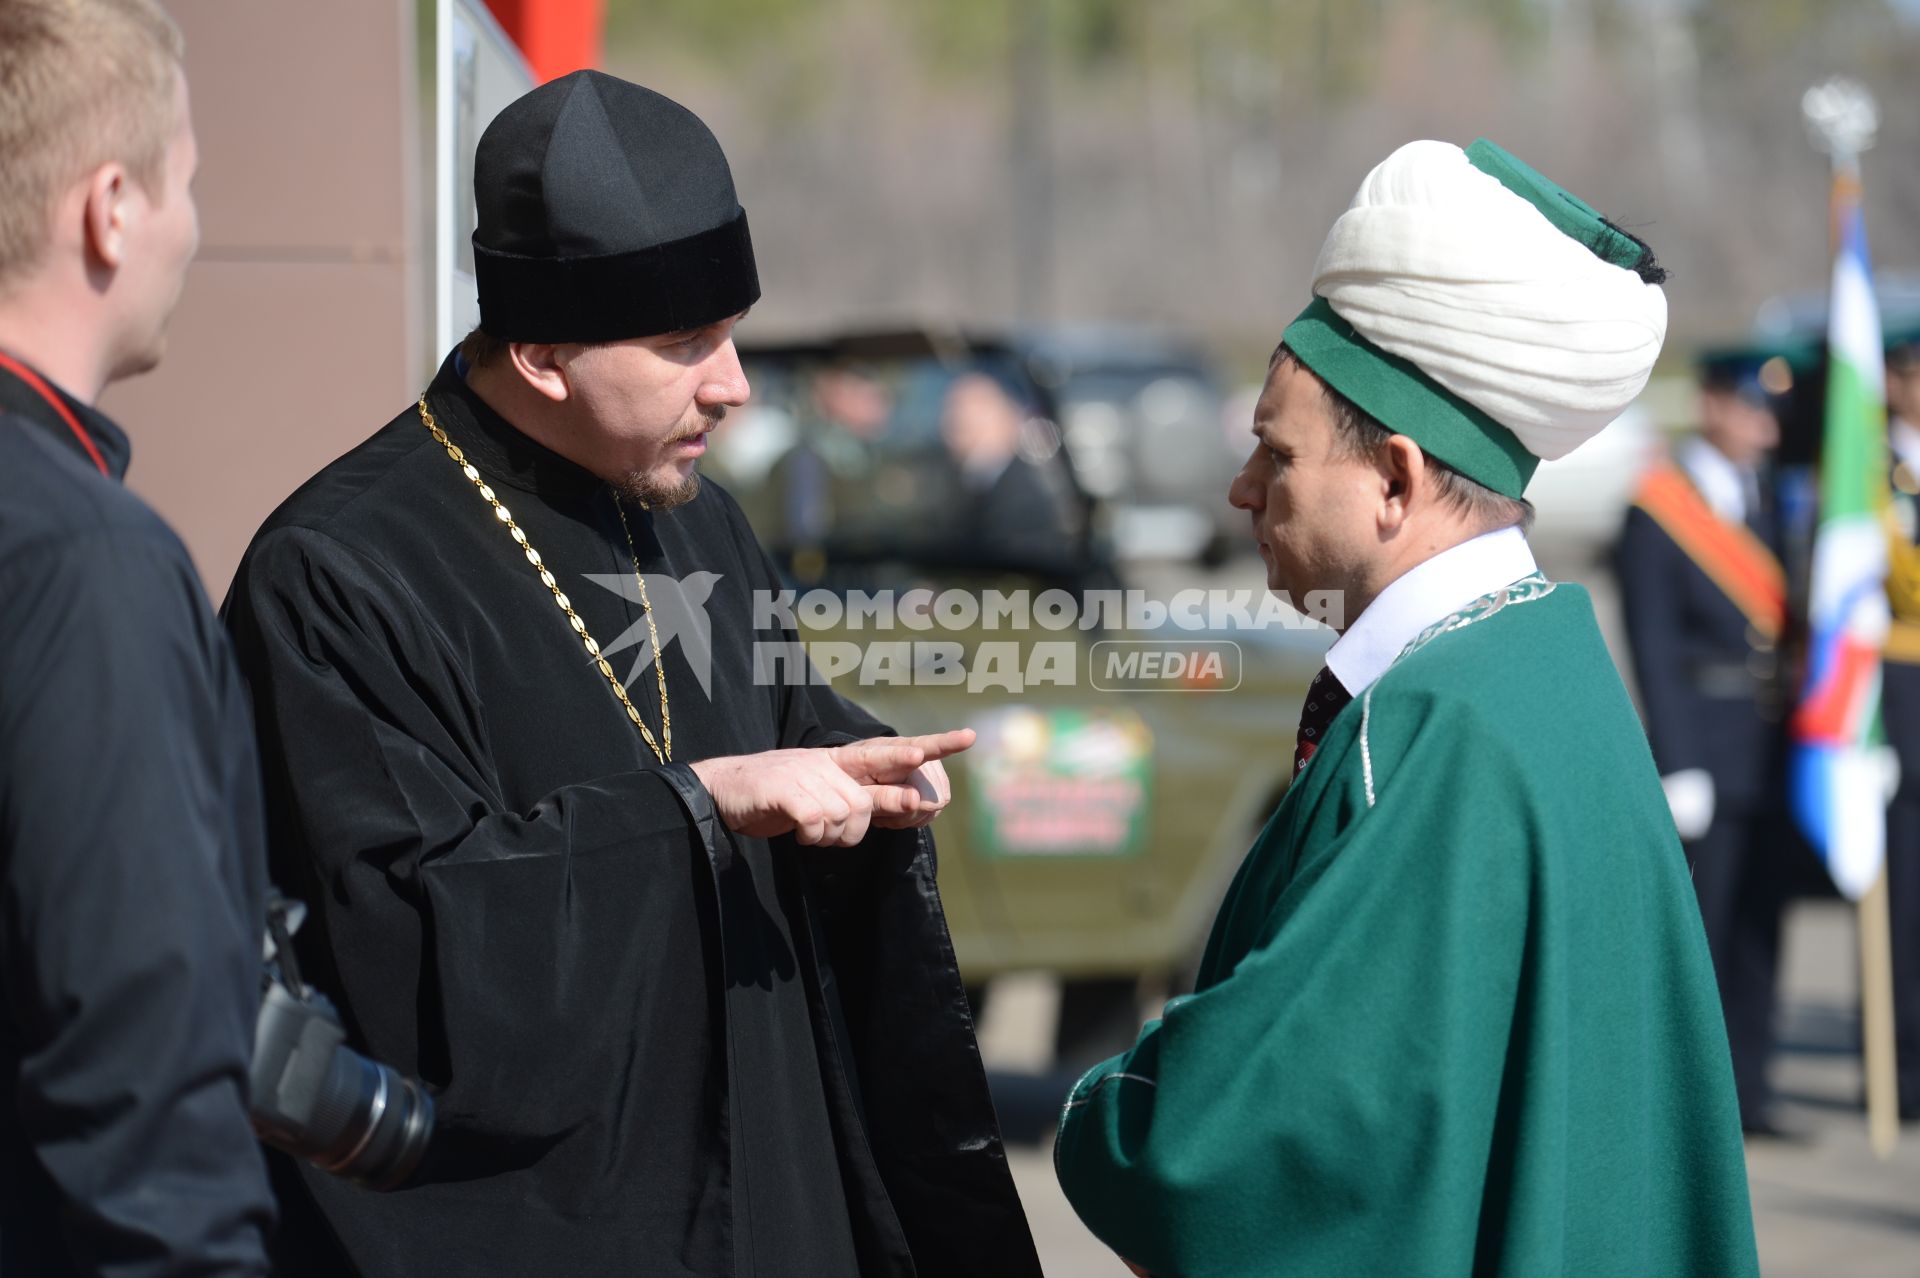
[101,0,421,597]
[171,0,416,255]
[106,261,416,598]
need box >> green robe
[1054,576,1759,1277]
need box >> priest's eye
[658,329,706,352]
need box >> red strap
[0,349,108,477]
[1631,461,1788,640]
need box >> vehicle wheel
[1053,976,1143,1073]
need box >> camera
[250,890,434,1190]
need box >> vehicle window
[708,351,1092,589]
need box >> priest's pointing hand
[690,729,976,846]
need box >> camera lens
[253,896,435,1189]
[303,1047,436,1190]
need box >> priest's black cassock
[222,354,1039,1276]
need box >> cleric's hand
[690,746,899,846]
[833,730,972,830]
[688,730,973,846]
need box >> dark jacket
[1612,466,1787,814]
[0,357,274,1275]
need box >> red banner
[484,0,603,84]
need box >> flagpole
[1861,869,1899,1157]
[1803,77,1898,1160]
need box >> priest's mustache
[670,408,726,441]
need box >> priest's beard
[613,410,721,509]
[615,468,701,510]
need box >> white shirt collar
[1323,525,1538,696]
[1677,436,1752,525]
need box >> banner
[1791,175,1892,899]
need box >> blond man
[0,2,274,1272]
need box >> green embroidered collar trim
[1347,573,1559,811]
[1393,572,1557,669]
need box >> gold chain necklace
[416,398,672,762]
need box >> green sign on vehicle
[967,706,1154,859]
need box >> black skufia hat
[472,70,760,343]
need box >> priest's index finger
[896,728,976,762]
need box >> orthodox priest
[223,71,1038,1277]
[1053,140,1760,1276]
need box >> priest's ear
[506,342,572,403]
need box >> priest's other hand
[688,730,972,846]
[830,730,974,831]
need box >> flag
[482,0,603,83]
[1791,173,1892,899]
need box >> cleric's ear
[507,342,569,403]
[1376,431,1425,533]
[80,163,135,273]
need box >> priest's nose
[698,339,752,410]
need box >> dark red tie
[1293,666,1353,777]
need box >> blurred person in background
[772,360,892,547]
[1613,346,1796,1136]
[222,71,1038,1277]
[1882,324,1920,1121]
[0,0,274,1272]
[938,371,1080,579]
[1053,139,1757,1277]
[749,358,898,568]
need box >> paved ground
[980,900,1920,1276]
[1747,901,1920,1276]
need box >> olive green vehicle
[709,331,1325,1062]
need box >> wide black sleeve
[221,526,718,1143]
[0,530,274,1276]
[1613,505,1707,776]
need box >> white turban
[1309,140,1668,463]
